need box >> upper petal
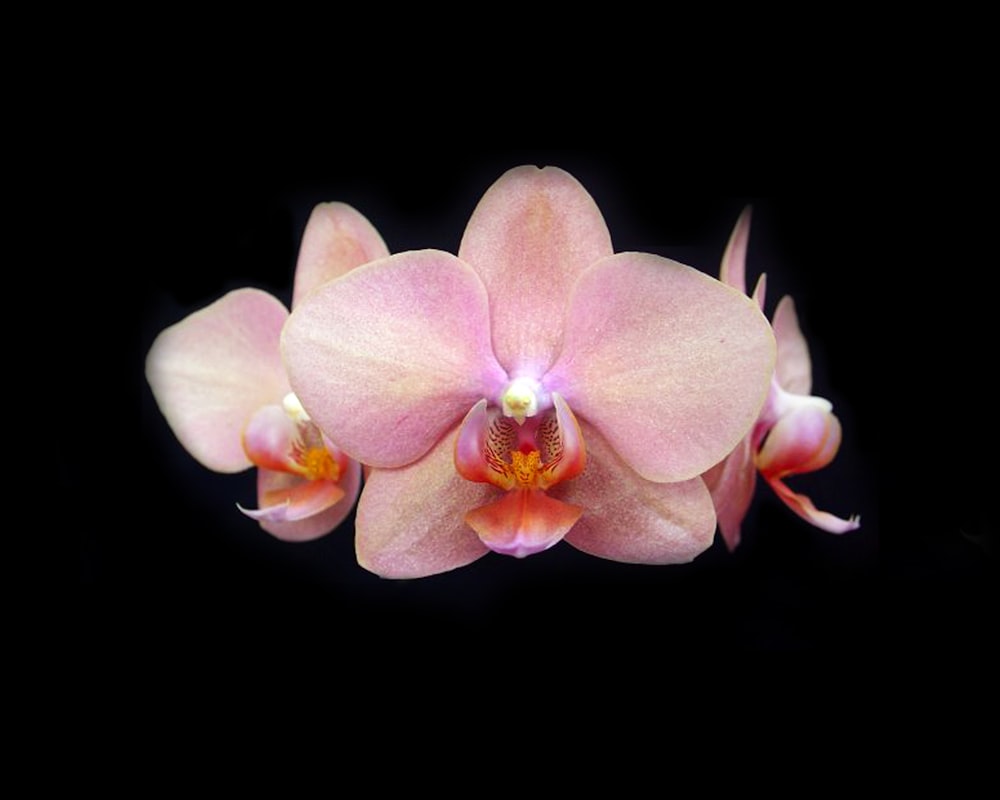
[457,165,614,376]
[281,250,508,468]
[355,431,494,579]
[291,202,390,308]
[546,253,776,482]
[719,206,752,296]
[772,295,813,395]
[555,422,717,565]
[146,288,290,473]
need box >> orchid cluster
[146,166,859,579]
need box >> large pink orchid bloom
[145,203,388,541]
[703,207,861,550]
[282,167,776,577]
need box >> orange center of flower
[294,443,341,483]
[507,448,544,489]
[475,408,577,492]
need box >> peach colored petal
[247,459,362,542]
[282,250,508,468]
[719,205,752,296]
[240,469,345,523]
[756,404,842,478]
[557,422,717,564]
[241,404,299,472]
[547,252,775,482]
[355,431,494,579]
[756,404,860,534]
[146,288,290,473]
[457,165,614,376]
[291,202,390,308]
[765,477,862,534]
[702,434,757,552]
[773,295,812,395]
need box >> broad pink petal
[556,422,717,564]
[146,289,290,473]
[355,431,494,578]
[282,251,508,468]
[772,295,812,395]
[719,206,752,296]
[765,476,861,534]
[547,253,776,482]
[702,434,757,552]
[291,202,390,308]
[465,490,582,558]
[457,165,614,376]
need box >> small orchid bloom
[145,203,388,541]
[282,167,776,577]
[703,207,861,550]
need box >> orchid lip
[455,392,587,558]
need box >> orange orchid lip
[455,392,587,556]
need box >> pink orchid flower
[702,207,861,550]
[145,202,388,541]
[282,166,776,577]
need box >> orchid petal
[756,404,842,478]
[457,165,614,376]
[355,431,494,578]
[547,253,775,482]
[282,251,508,468]
[751,273,767,312]
[244,459,362,542]
[756,404,860,534]
[556,422,717,564]
[291,202,390,308]
[772,295,813,395]
[465,490,582,558]
[454,400,498,485]
[241,404,299,472]
[765,477,862,534]
[702,434,757,552]
[240,469,346,523]
[543,393,587,486]
[146,288,290,473]
[719,206,752,296]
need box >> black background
[89,144,992,666]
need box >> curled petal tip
[239,472,346,524]
[767,476,862,534]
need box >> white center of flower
[282,392,311,424]
[501,378,540,425]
